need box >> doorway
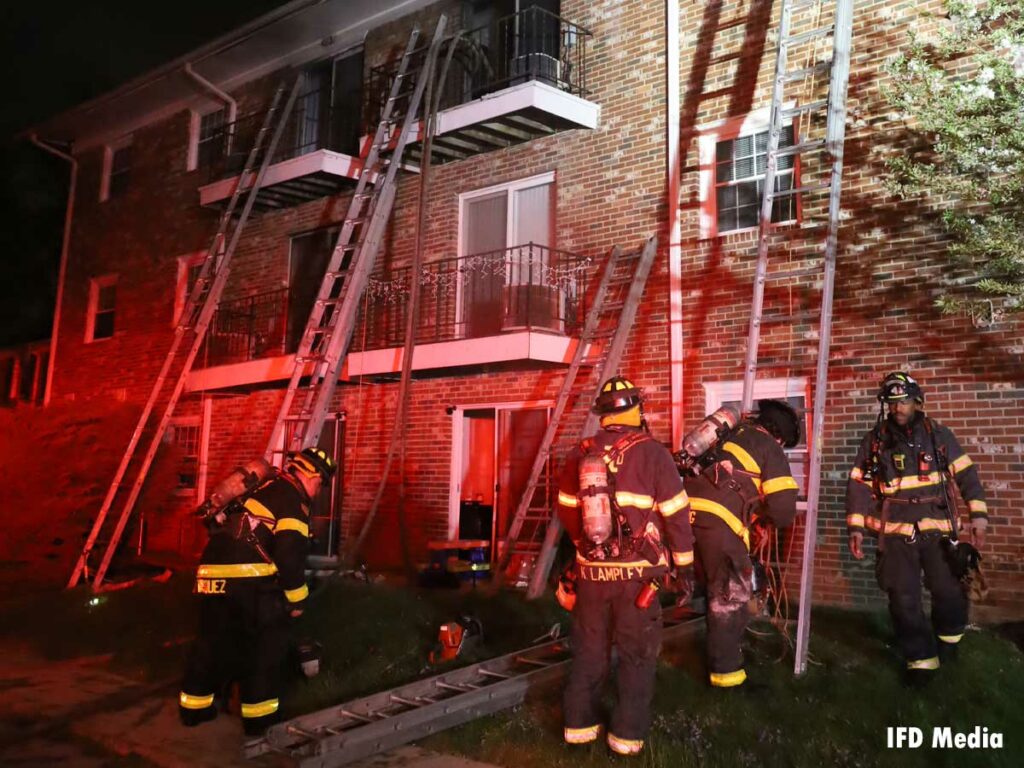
[452,403,550,561]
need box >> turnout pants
[563,578,661,755]
[180,578,290,735]
[694,522,753,687]
[876,532,967,670]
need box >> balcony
[365,7,598,165]
[188,244,593,391]
[198,84,364,211]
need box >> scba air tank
[677,404,742,473]
[579,453,613,545]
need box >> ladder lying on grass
[494,236,659,599]
[245,616,701,767]
[68,75,304,590]
[736,0,854,675]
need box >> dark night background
[0,1,292,347]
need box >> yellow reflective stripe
[968,499,988,514]
[564,725,601,744]
[672,550,694,567]
[723,442,761,474]
[197,563,277,578]
[615,491,654,509]
[243,497,276,522]
[907,657,939,671]
[179,692,214,710]
[938,633,964,644]
[275,517,310,537]
[576,553,668,568]
[659,489,689,517]
[881,473,942,494]
[862,517,951,536]
[847,513,865,528]
[607,733,644,755]
[950,454,974,474]
[284,583,309,603]
[558,491,579,508]
[762,475,798,495]
[709,669,747,687]
[241,699,280,718]
[690,497,750,549]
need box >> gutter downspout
[666,0,684,448]
[29,134,77,407]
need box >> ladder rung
[515,657,554,668]
[765,265,822,282]
[770,181,831,199]
[773,139,826,159]
[783,24,834,47]
[339,709,373,723]
[783,59,833,83]
[762,309,820,323]
[478,668,512,680]
[600,301,625,313]
[781,100,829,120]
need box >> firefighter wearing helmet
[846,372,987,686]
[683,398,800,689]
[180,447,336,735]
[556,376,693,756]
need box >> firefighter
[683,399,800,689]
[556,376,693,757]
[179,447,336,736]
[846,372,986,685]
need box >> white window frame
[702,376,810,503]
[456,171,556,257]
[100,136,133,202]
[697,106,801,239]
[165,401,211,500]
[173,252,208,326]
[85,274,119,343]
[187,105,230,172]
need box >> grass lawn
[3,577,1022,767]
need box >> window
[174,252,207,326]
[101,138,133,201]
[702,377,809,497]
[715,124,796,233]
[189,108,228,171]
[165,416,202,495]
[698,108,800,238]
[458,172,557,336]
[86,275,118,342]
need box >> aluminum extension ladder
[495,236,659,599]
[68,75,305,590]
[263,17,448,461]
[245,616,701,767]
[737,0,854,674]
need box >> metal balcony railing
[364,7,593,130]
[202,290,288,367]
[355,244,591,351]
[196,245,591,369]
[198,84,363,183]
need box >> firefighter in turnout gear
[179,447,336,735]
[846,372,986,684]
[683,399,800,689]
[556,376,693,756]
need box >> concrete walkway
[0,642,502,768]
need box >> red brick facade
[46,0,1023,619]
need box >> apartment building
[28,0,1022,617]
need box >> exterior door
[283,414,344,558]
[495,407,549,555]
[461,192,507,337]
[287,226,339,352]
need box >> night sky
[0,1,291,347]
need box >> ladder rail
[67,78,298,589]
[795,0,854,677]
[526,236,659,598]
[740,0,797,415]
